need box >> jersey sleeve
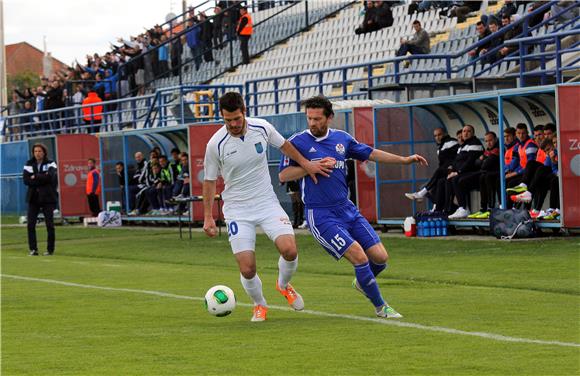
[264,121,286,149]
[345,133,373,161]
[203,141,220,181]
[278,139,300,172]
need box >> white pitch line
[3,274,579,349]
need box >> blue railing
[1,85,242,142]
[244,1,579,115]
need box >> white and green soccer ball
[204,285,236,317]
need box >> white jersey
[204,117,286,207]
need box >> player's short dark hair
[170,147,180,154]
[158,155,168,160]
[456,129,462,136]
[116,161,124,167]
[302,95,334,118]
[219,92,245,113]
[88,158,96,163]
[533,124,544,132]
[180,152,188,158]
[485,131,497,139]
[412,20,421,26]
[502,14,511,21]
[504,127,516,136]
[516,123,528,131]
[476,21,485,27]
[544,123,556,132]
[489,19,499,27]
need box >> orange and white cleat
[251,305,268,322]
[276,281,305,311]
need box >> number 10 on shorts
[228,221,238,237]
[330,234,346,250]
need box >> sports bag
[489,208,535,239]
[97,211,122,227]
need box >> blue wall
[1,141,29,215]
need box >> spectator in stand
[446,1,483,23]
[237,6,253,65]
[528,1,551,28]
[157,35,170,77]
[21,101,35,136]
[549,1,579,25]
[445,124,484,219]
[86,158,101,217]
[41,80,65,133]
[467,132,502,219]
[543,123,556,140]
[169,148,182,178]
[170,28,183,77]
[468,21,491,63]
[496,15,521,61]
[506,123,539,207]
[213,6,225,49]
[200,12,214,63]
[396,20,430,57]
[533,124,545,145]
[405,127,459,210]
[72,85,85,106]
[355,1,393,35]
[186,17,202,71]
[481,0,517,26]
[82,91,103,134]
[480,19,503,65]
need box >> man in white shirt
[203,92,330,322]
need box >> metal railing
[243,1,580,114]
[1,85,242,142]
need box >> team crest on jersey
[335,143,345,155]
[254,142,264,154]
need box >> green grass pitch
[1,225,579,375]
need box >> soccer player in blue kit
[279,96,428,318]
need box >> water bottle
[442,219,448,236]
[428,219,435,237]
[435,219,442,236]
[417,220,424,237]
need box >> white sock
[240,274,267,306]
[278,255,298,289]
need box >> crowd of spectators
[405,122,560,220]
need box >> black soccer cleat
[43,251,54,256]
[29,250,39,256]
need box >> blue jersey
[279,129,373,208]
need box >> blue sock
[354,262,385,308]
[369,261,387,277]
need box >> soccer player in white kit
[203,92,331,322]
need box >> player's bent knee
[344,243,369,265]
[275,235,298,261]
[367,243,389,264]
[239,266,257,279]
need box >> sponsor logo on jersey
[335,143,345,155]
[254,142,264,154]
[280,216,292,225]
[309,147,317,153]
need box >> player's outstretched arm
[369,149,428,166]
[279,141,331,184]
[279,157,336,183]
[203,179,218,238]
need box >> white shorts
[224,200,294,254]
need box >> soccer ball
[204,285,236,317]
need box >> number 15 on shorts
[331,234,346,250]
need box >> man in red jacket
[86,158,101,217]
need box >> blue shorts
[305,202,381,260]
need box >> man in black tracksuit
[23,143,58,256]
[445,125,484,218]
[405,127,458,209]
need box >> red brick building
[6,42,68,78]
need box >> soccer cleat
[276,281,304,311]
[507,183,528,194]
[43,251,53,256]
[543,208,560,220]
[251,305,268,322]
[511,191,532,203]
[352,278,369,298]
[404,192,423,202]
[297,220,308,229]
[467,211,483,219]
[376,305,403,319]
[448,207,469,219]
[28,250,39,256]
[477,211,491,219]
[529,209,541,219]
